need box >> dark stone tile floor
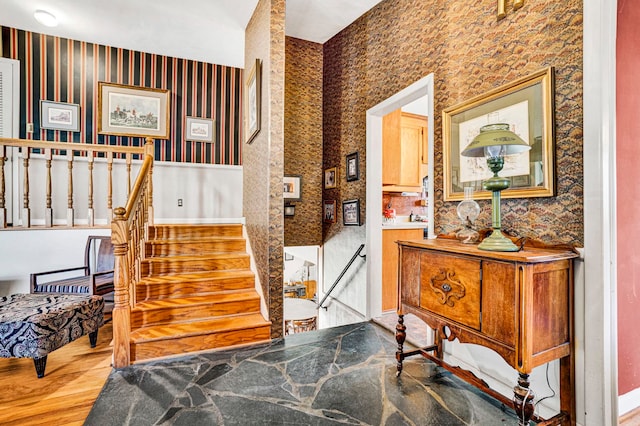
[85,322,520,425]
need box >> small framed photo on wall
[40,100,80,132]
[185,117,214,142]
[324,167,338,189]
[342,199,361,226]
[346,152,359,181]
[323,200,337,223]
[284,175,302,201]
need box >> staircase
[128,224,272,363]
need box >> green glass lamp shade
[460,124,531,252]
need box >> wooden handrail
[111,138,154,368]
[0,137,145,155]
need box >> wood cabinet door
[419,251,482,330]
[382,109,402,185]
[382,229,424,312]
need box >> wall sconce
[284,204,295,217]
[460,123,530,251]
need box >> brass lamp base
[478,228,519,252]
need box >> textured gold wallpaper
[284,37,323,247]
[323,0,583,245]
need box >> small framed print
[284,204,296,217]
[284,175,302,201]
[324,167,338,189]
[342,199,361,226]
[245,58,262,144]
[185,117,214,142]
[346,152,359,182]
[40,100,80,132]
[323,200,337,223]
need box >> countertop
[382,216,428,230]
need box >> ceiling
[0,0,384,69]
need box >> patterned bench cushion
[34,273,114,294]
[0,293,104,359]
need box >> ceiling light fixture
[34,10,58,27]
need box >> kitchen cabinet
[382,110,428,189]
[381,228,423,312]
[394,238,578,425]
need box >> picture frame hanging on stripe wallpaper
[98,82,170,139]
[40,100,80,132]
[185,117,215,142]
[244,58,262,144]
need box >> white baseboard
[620,387,640,416]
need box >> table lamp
[460,123,531,251]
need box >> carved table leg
[395,314,407,376]
[513,372,536,426]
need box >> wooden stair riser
[131,325,271,362]
[141,256,250,276]
[149,225,243,240]
[145,239,246,257]
[136,276,255,302]
[131,298,262,328]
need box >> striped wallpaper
[1,27,243,165]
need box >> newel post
[145,137,154,226]
[111,207,131,368]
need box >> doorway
[365,74,435,319]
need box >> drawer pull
[430,269,466,307]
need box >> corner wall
[284,37,323,247]
[243,0,286,337]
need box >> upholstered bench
[0,293,104,378]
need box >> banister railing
[0,137,147,228]
[318,244,366,310]
[111,138,154,369]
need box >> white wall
[0,228,110,296]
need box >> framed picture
[245,58,262,144]
[185,117,214,142]
[346,152,359,182]
[284,204,296,217]
[324,167,338,189]
[442,67,555,201]
[283,175,302,201]
[323,200,337,223]
[342,199,361,226]
[98,82,170,139]
[40,100,80,131]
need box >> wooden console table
[394,238,578,426]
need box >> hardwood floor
[0,321,113,425]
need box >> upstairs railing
[0,137,149,228]
[110,139,154,368]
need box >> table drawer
[419,251,481,330]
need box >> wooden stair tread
[147,236,245,243]
[139,269,254,284]
[133,291,260,311]
[142,252,249,263]
[130,313,271,343]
